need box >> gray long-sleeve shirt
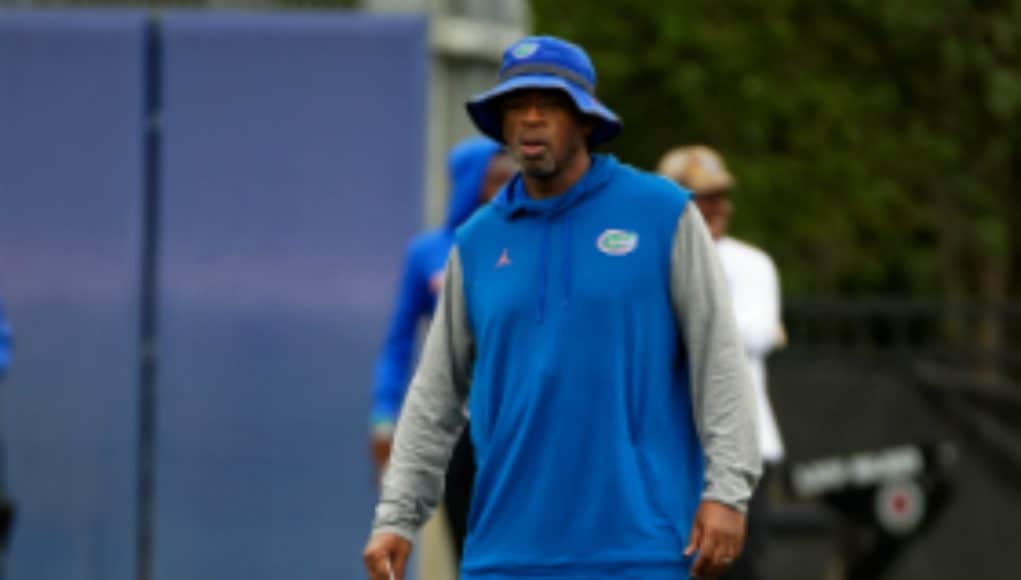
[372,204,761,542]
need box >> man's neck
[523,151,592,201]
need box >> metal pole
[136,15,163,580]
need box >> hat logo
[511,42,539,59]
[597,229,639,256]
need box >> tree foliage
[532,0,1021,298]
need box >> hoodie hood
[445,137,503,230]
[491,153,617,221]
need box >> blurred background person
[369,136,514,566]
[0,297,10,382]
[0,297,12,574]
[659,145,785,580]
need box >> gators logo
[596,229,639,256]
[511,42,540,59]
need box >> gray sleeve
[371,246,474,541]
[670,205,762,512]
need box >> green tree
[532,0,1021,304]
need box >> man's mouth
[518,139,548,158]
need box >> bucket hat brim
[466,75,622,146]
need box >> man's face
[499,89,591,180]
[479,153,516,203]
[693,189,733,240]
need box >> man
[658,146,786,580]
[370,137,514,562]
[364,36,761,580]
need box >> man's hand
[684,499,746,579]
[363,532,412,580]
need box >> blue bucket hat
[466,36,622,146]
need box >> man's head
[498,88,592,181]
[466,36,621,184]
[658,145,736,240]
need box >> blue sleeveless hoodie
[455,154,705,579]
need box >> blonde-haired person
[659,145,786,580]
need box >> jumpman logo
[496,248,512,268]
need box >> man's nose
[520,102,545,123]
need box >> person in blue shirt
[365,36,761,580]
[369,136,514,561]
[0,299,10,382]
[0,298,12,553]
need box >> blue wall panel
[0,11,146,580]
[158,14,426,579]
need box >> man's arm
[365,246,474,580]
[368,241,432,474]
[670,205,761,578]
[672,207,761,509]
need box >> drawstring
[537,216,573,322]
[537,221,551,323]
[562,216,572,305]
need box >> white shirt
[717,236,785,463]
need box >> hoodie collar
[492,154,616,220]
